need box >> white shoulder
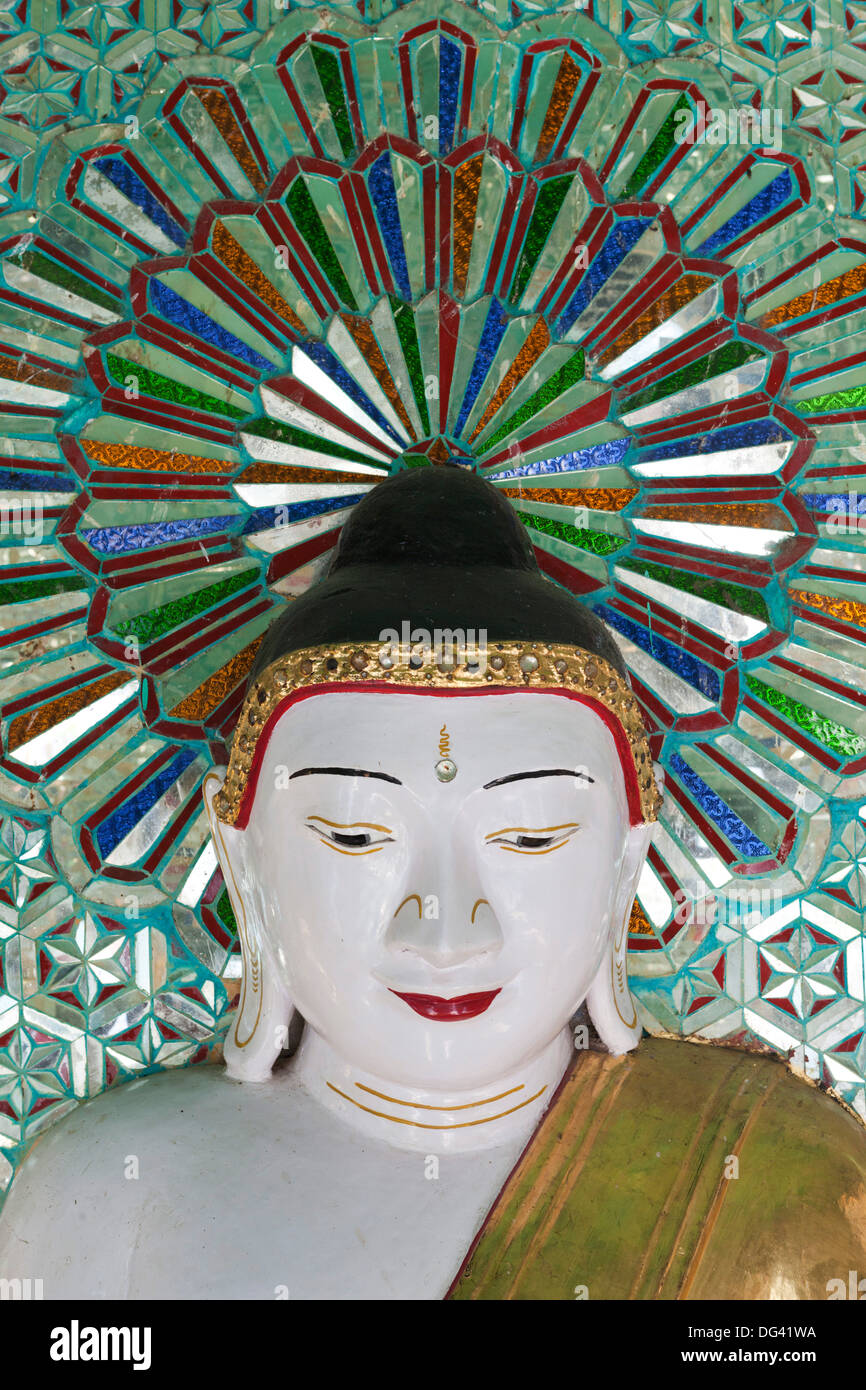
[0,1065,244,1299]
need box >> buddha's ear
[204,772,293,1083]
[585,819,656,1055]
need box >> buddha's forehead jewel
[212,470,661,829]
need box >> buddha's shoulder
[559,1036,866,1298]
[0,1068,281,1238]
[451,1035,866,1300]
[0,1063,325,1298]
[5,1063,248,1190]
[1,1065,233,1198]
[595,1034,866,1165]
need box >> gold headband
[213,640,662,826]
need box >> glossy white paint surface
[0,1059,532,1299]
[207,690,652,1151]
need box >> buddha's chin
[290,973,580,1092]
[308,1017,571,1095]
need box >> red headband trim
[230,683,646,830]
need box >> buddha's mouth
[389,989,500,1020]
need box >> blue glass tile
[803,493,866,515]
[485,439,631,480]
[669,752,773,858]
[635,419,789,463]
[367,154,412,302]
[241,494,366,534]
[0,470,77,491]
[83,515,235,554]
[695,169,792,256]
[595,603,721,700]
[439,37,461,155]
[151,282,272,373]
[454,299,508,437]
[96,748,198,858]
[93,157,187,248]
[555,218,651,338]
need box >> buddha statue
[1,467,864,1301]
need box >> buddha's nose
[383,839,503,968]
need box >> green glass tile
[618,560,770,622]
[481,348,585,452]
[215,889,237,935]
[796,385,866,415]
[520,511,627,556]
[391,297,431,435]
[112,571,256,647]
[106,353,246,420]
[243,415,382,468]
[310,44,355,160]
[620,94,692,200]
[745,674,866,757]
[11,248,118,313]
[286,178,359,311]
[510,175,573,305]
[623,340,762,414]
[0,576,86,604]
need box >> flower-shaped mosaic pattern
[0,0,865,1188]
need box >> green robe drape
[449,1038,866,1300]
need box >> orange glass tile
[628,898,655,935]
[237,462,381,486]
[452,155,484,300]
[194,86,268,194]
[170,637,263,721]
[7,671,130,752]
[211,220,308,336]
[427,439,451,465]
[643,502,792,530]
[759,263,866,330]
[790,589,866,628]
[339,314,416,438]
[0,352,72,394]
[597,274,715,369]
[535,52,580,163]
[500,485,637,510]
[81,439,232,474]
[469,319,550,443]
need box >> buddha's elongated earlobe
[204,774,293,1082]
[586,820,656,1055]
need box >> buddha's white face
[214,690,646,1092]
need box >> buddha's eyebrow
[289,766,402,786]
[483,769,595,790]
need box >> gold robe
[449,1038,866,1300]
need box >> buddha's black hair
[250,467,626,681]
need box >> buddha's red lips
[389,989,501,1020]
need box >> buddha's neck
[291,1026,573,1154]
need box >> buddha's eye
[485,823,580,855]
[306,817,394,855]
